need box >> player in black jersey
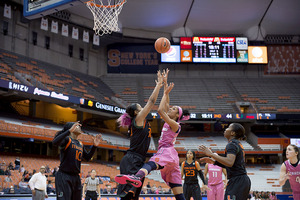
[116,70,163,200]
[199,123,251,200]
[53,121,101,200]
[181,150,208,200]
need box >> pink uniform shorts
[149,146,182,185]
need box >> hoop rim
[85,0,126,8]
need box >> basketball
[154,37,171,54]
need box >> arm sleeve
[82,146,97,161]
[198,169,206,185]
[52,130,70,146]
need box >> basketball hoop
[85,0,126,36]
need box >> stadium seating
[0,155,169,193]
[1,48,300,114]
[101,74,300,113]
[247,164,282,192]
[0,49,119,107]
[174,136,255,151]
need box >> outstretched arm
[162,69,170,113]
[157,82,179,132]
[199,145,236,167]
[136,70,163,125]
[82,134,101,161]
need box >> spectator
[8,162,14,170]
[9,186,15,194]
[270,191,276,200]
[20,165,25,173]
[47,180,56,194]
[24,171,30,182]
[29,166,48,200]
[146,182,151,189]
[141,187,148,194]
[45,165,50,174]
[52,167,58,177]
[19,177,29,189]
[4,167,11,176]
[106,185,114,194]
[0,165,4,175]
[157,186,163,194]
[15,157,20,170]
[4,175,12,183]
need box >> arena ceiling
[67,0,300,39]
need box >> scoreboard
[148,112,276,120]
[161,36,268,64]
[192,37,236,63]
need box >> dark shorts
[85,191,98,200]
[225,175,251,200]
[55,170,82,200]
[183,183,202,200]
[117,152,145,200]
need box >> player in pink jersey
[115,69,190,200]
[204,163,227,200]
[279,144,300,200]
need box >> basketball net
[85,0,126,36]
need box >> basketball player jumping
[116,70,163,200]
[115,69,190,200]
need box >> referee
[82,169,101,200]
[52,121,101,200]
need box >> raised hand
[69,121,82,133]
[164,82,174,95]
[199,145,213,157]
[93,134,102,146]
[162,68,169,84]
[155,70,164,88]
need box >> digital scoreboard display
[161,37,267,64]
[192,37,236,63]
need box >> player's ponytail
[117,103,138,128]
[177,106,190,122]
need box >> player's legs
[183,184,192,200]
[170,183,185,200]
[55,171,73,200]
[191,184,202,200]
[117,153,145,199]
[206,185,215,200]
[224,175,250,200]
[72,174,82,200]
[215,183,224,200]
